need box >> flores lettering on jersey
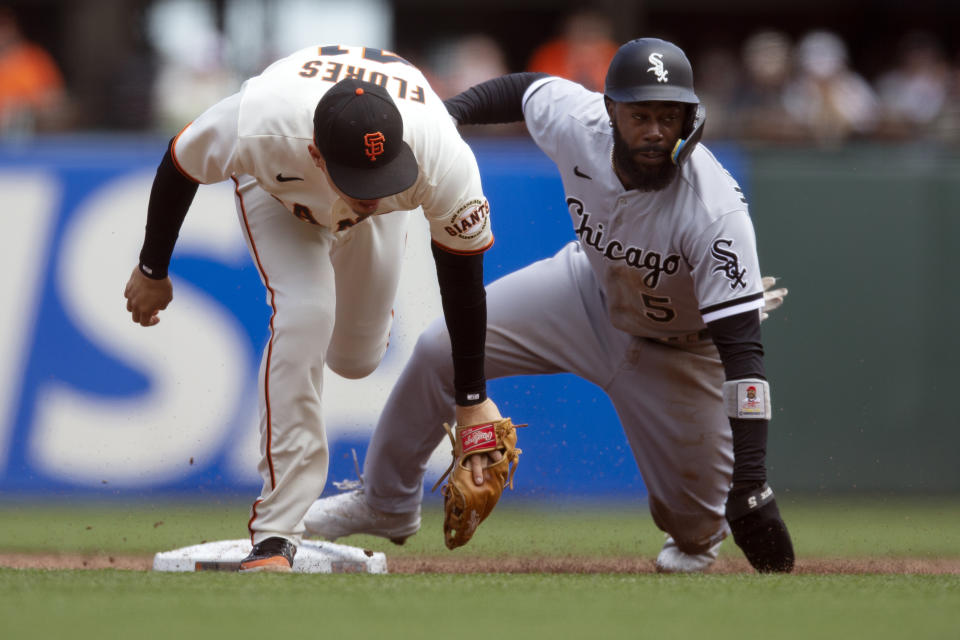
[444,199,490,240]
[710,238,747,289]
[298,45,426,104]
[568,197,680,288]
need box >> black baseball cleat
[238,537,297,573]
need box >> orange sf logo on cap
[364,132,385,161]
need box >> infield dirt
[2,553,958,574]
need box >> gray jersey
[523,77,764,338]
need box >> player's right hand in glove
[725,483,795,573]
[457,399,505,486]
[432,399,524,550]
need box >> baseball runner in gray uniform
[303,38,794,573]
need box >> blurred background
[2,0,958,504]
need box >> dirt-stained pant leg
[605,339,733,554]
[364,242,615,513]
[235,177,408,545]
[365,240,732,549]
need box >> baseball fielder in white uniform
[123,45,504,572]
[303,38,795,573]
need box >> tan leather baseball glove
[431,418,523,550]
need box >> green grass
[1,494,958,557]
[1,495,959,640]
[1,571,958,640]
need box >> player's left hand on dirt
[432,417,524,549]
[725,483,795,573]
[760,276,787,322]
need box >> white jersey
[522,77,764,338]
[171,45,492,254]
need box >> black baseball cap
[313,78,419,200]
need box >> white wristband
[722,378,771,420]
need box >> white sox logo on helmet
[647,53,669,83]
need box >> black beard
[611,124,679,192]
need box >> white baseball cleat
[303,490,421,545]
[655,536,723,573]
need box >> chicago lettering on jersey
[568,197,680,288]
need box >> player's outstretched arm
[444,72,549,126]
[708,310,795,573]
[124,137,201,326]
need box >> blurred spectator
[692,44,741,140]
[874,31,952,141]
[782,30,880,145]
[943,53,960,144]
[151,31,239,133]
[526,9,618,92]
[730,29,807,143]
[0,7,71,135]
[148,0,241,133]
[425,34,509,99]
[424,33,520,137]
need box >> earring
[608,120,613,127]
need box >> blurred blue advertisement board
[0,136,746,500]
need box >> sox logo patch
[710,238,747,289]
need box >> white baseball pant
[233,175,409,545]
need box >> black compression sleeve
[444,72,549,125]
[432,244,487,406]
[708,309,765,381]
[138,138,200,280]
[707,309,768,490]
